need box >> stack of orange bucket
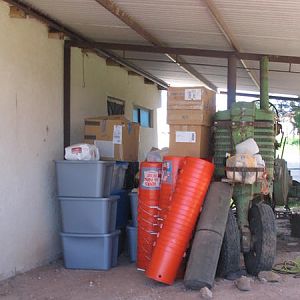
[159,156,185,226]
[137,162,162,271]
[146,157,214,284]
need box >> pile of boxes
[167,86,216,158]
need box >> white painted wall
[0,1,161,281]
[0,2,64,280]
[70,48,161,160]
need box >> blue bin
[112,190,130,228]
[129,192,138,227]
[126,225,137,262]
[61,230,120,270]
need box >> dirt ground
[1,218,300,300]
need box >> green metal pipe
[260,56,269,110]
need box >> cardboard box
[168,125,211,158]
[84,115,140,162]
[167,109,213,126]
[167,86,216,111]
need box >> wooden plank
[128,70,141,77]
[48,28,65,40]
[106,58,121,67]
[9,6,26,18]
[144,78,155,85]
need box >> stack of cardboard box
[167,87,216,158]
[84,115,140,162]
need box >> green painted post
[260,56,269,110]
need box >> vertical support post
[260,56,269,110]
[227,55,237,109]
[64,41,71,149]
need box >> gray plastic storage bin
[129,192,138,227]
[55,160,114,198]
[61,230,120,270]
[126,225,137,262]
[59,196,118,234]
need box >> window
[133,106,153,128]
[107,97,125,115]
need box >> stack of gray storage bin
[55,160,120,270]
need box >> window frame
[133,105,153,128]
[107,96,125,115]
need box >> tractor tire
[244,203,276,275]
[217,209,241,277]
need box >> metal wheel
[244,203,276,275]
[217,209,241,277]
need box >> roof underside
[18,0,300,94]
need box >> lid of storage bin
[60,230,121,238]
[55,160,115,165]
[58,196,120,201]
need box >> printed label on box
[175,131,196,143]
[113,125,123,144]
[141,168,161,190]
[184,89,202,101]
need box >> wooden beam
[48,28,65,40]
[144,78,155,85]
[9,5,26,18]
[94,0,218,91]
[128,70,141,77]
[106,58,121,67]
[202,0,259,89]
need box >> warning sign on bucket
[141,168,161,190]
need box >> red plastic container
[146,157,214,284]
[137,162,162,270]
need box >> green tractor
[214,58,279,276]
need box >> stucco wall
[70,48,161,160]
[0,2,64,280]
[0,1,161,281]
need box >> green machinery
[213,58,277,275]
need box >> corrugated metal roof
[22,0,145,43]
[18,0,300,93]
[213,0,300,56]
[112,0,231,49]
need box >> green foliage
[294,108,300,130]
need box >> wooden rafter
[94,0,218,91]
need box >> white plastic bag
[236,138,259,156]
[254,154,265,179]
[65,144,100,161]
[226,153,257,184]
[146,147,169,162]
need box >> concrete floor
[1,219,300,300]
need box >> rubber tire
[217,209,241,277]
[244,203,276,276]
